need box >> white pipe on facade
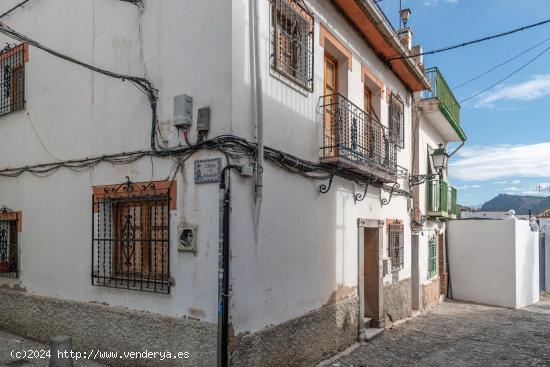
[250,0,264,240]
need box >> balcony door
[323,53,338,157]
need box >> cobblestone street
[323,294,550,367]
[0,330,105,367]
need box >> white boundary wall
[447,218,539,308]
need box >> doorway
[323,52,338,157]
[358,219,384,329]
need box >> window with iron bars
[389,94,404,149]
[428,237,437,279]
[92,179,173,294]
[388,220,404,271]
[0,44,26,117]
[0,207,19,278]
[270,0,314,92]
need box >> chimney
[398,28,413,51]
[398,8,413,51]
[411,44,423,68]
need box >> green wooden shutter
[428,238,437,278]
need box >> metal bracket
[381,183,400,206]
[354,177,377,202]
[319,163,342,194]
[409,173,440,187]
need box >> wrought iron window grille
[92,177,172,294]
[389,93,404,149]
[388,220,404,272]
[0,206,19,278]
[270,0,314,92]
[0,43,25,117]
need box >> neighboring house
[410,64,466,311]
[461,210,530,220]
[0,1,465,366]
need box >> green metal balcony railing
[422,68,466,141]
[427,179,458,218]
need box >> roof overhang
[419,99,466,142]
[330,0,431,92]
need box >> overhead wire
[0,22,162,152]
[0,0,32,19]
[388,17,550,61]
[453,35,550,90]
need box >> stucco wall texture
[231,297,358,367]
[384,278,412,324]
[0,289,216,367]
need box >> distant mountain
[480,194,550,215]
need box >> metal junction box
[174,94,193,127]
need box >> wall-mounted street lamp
[409,144,448,186]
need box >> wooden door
[323,53,338,157]
[364,86,372,158]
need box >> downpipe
[218,165,239,367]
[250,0,264,241]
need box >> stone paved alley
[323,294,550,367]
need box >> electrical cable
[0,0,32,19]
[421,42,550,117]
[460,43,550,104]
[0,22,162,152]
[388,17,550,61]
[453,36,550,90]
[0,135,410,197]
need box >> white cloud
[475,74,550,108]
[470,184,482,189]
[493,180,508,185]
[511,179,521,184]
[450,142,550,181]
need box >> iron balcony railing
[320,93,398,175]
[427,179,458,217]
[422,67,460,127]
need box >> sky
[378,0,550,206]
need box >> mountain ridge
[478,194,550,215]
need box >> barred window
[388,220,404,272]
[92,179,175,294]
[428,237,437,278]
[389,94,404,149]
[0,44,26,117]
[0,207,19,278]
[270,0,314,92]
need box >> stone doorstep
[360,327,384,342]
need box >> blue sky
[378,0,550,206]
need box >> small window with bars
[389,94,404,149]
[0,44,26,117]
[388,220,404,272]
[0,207,19,278]
[270,0,314,92]
[428,237,437,279]
[92,179,174,294]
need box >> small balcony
[421,68,466,142]
[319,93,401,183]
[427,180,458,219]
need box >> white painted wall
[447,219,539,308]
[0,0,418,336]
[0,0,232,323]
[229,0,415,334]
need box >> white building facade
[0,1,465,366]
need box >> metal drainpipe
[218,165,239,367]
[250,0,264,241]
